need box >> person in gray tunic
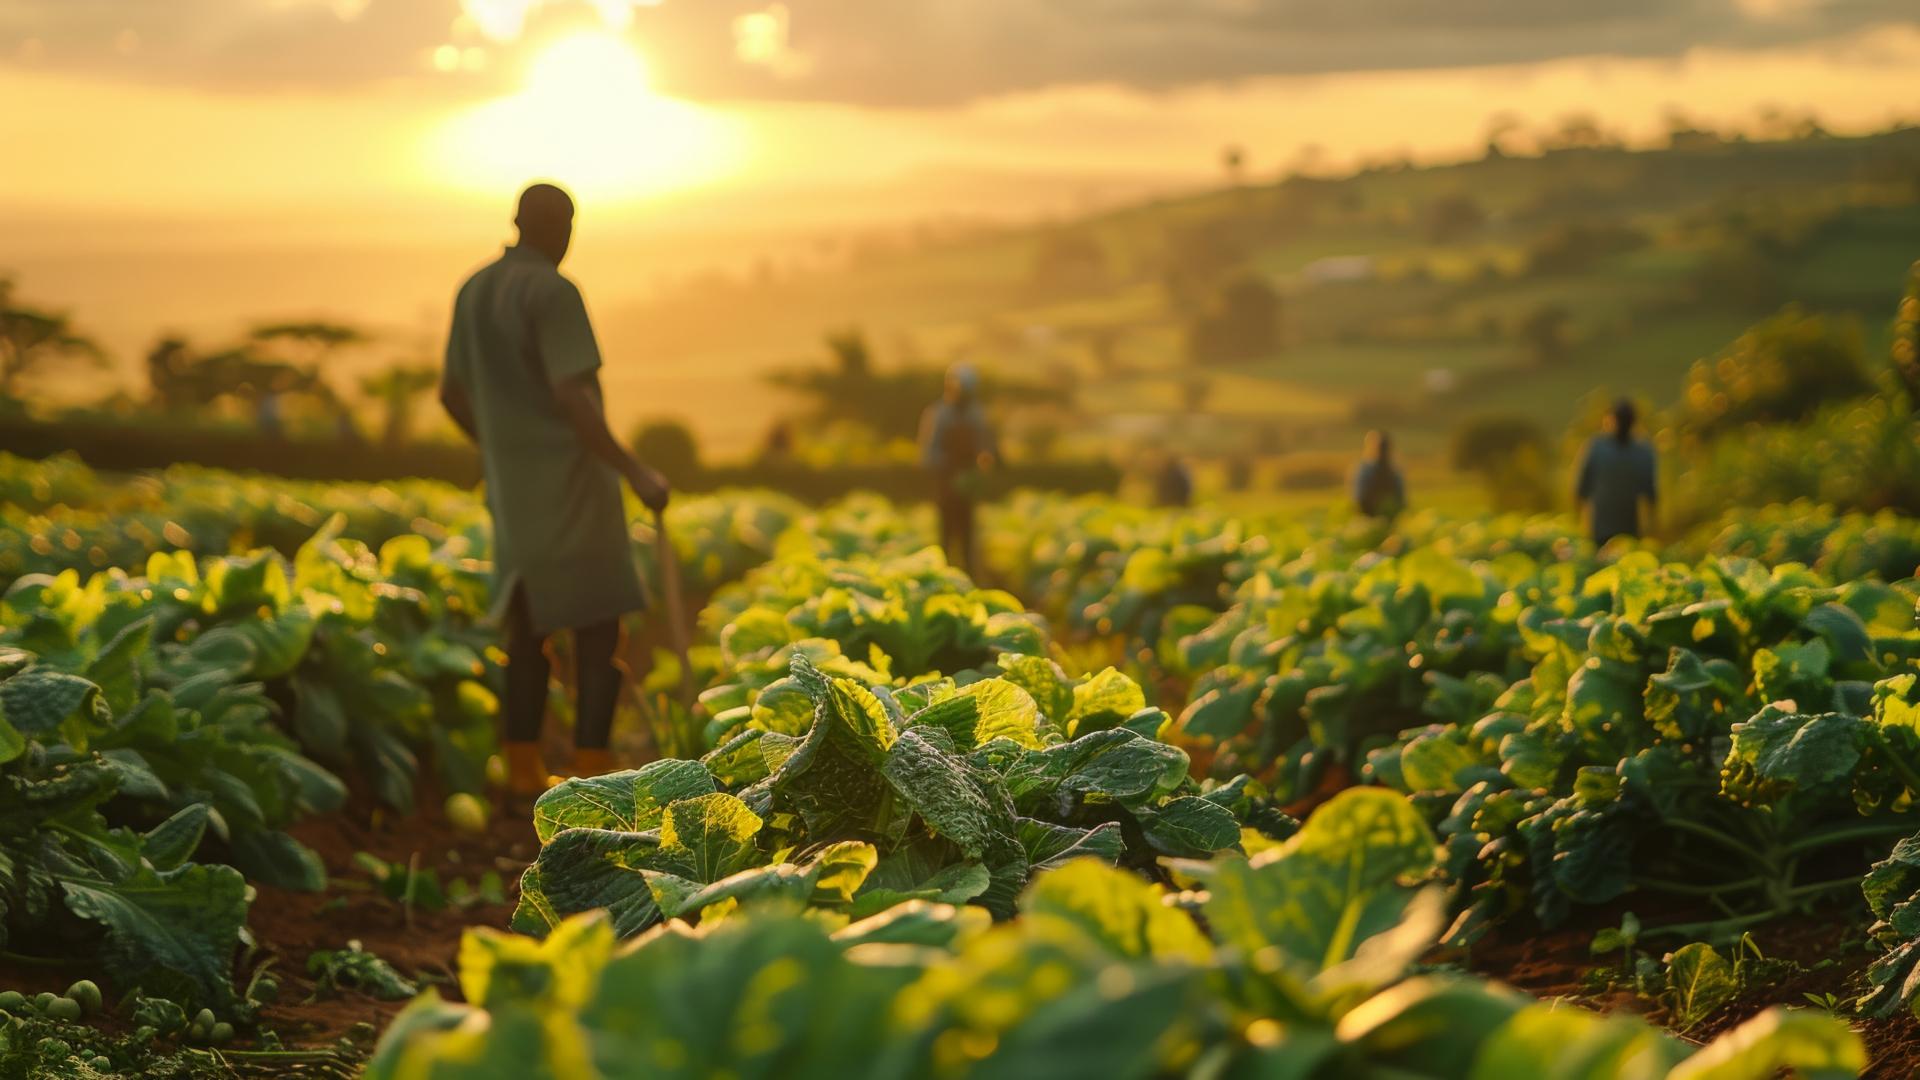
[440,182,670,795]
[1575,399,1657,546]
[919,363,998,576]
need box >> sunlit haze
[3,1,1918,449]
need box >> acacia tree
[250,321,369,392]
[358,363,440,447]
[0,278,105,397]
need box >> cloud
[733,5,812,80]
[0,0,1914,105]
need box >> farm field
[13,3,1920,1077]
[1,454,1919,1076]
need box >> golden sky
[3,0,1918,242]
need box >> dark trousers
[503,586,621,749]
[937,488,977,577]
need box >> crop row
[0,469,815,1026]
[367,498,1870,1078]
[985,494,1920,1019]
[7,454,1920,1069]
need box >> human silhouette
[1575,399,1657,545]
[1155,455,1194,508]
[919,363,997,576]
[1353,430,1406,519]
[441,182,670,795]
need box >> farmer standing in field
[1575,398,1658,545]
[919,363,998,576]
[1352,430,1406,520]
[440,182,670,796]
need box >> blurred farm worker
[1353,430,1406,519]
[920,363,998,576]
[1575,398,1658,545]
[1155,455,1194,508]
[440,182,671,796]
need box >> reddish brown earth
[1458,899,1920,1078]
[242,780,534,1047]
[0,780,534,1073]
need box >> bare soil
[1458,899,1920,1078]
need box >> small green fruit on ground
[444,792,490,835]
[0,991,23,1012]
[65,980,101,1015]
[209,1022,235,1045]
[90,1057,112,1072]
[44,997,82,1022]
[32,993,54,1012]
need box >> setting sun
[430,30,741,204]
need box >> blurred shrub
[1450,415,1555,511]
[1030,229,1110,294]
[1275,453,1345,492]
[1690,243,1791,312]
[1223,454,1254,492]
[1451,415,1548,474]
[1188,274,1281,365]
[1693,502,1920,581]
[1349,394,1412,428]
[1667,388,1920,524]
[1423,193,1486,243]
[1519,304,1573,366]
[630,419,702,485]
[1524,221,1646,275]
[1680,306,1872,438]
[1893,260,1920,406]
[769,330,1067,443]
[1162,217,1254,312]
[0,417,1118,504]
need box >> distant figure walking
[919,363,997,576]
[1576,399,1657,545]
[1353,430,1406,519]
[1155,455,1194,508]
[440,182,671,796]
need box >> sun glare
[432,30,740,203]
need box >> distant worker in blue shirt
[1576,399,1658,545]
[1353,430,1406,520]
[919,363,998,576]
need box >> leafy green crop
[514,651,1280,938]
[367,790,1864,1080]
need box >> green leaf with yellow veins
[532,760,717,844]
[521,828,670,937]
[748,677,815,736]
[1016,819,1124,873]
[1067,667,1146,736]
[659,793,763,882]
[997,654,1076,735]
[1023,858,1211,964]
[1469,1005,1687,1080]
[807,841,878,906]
[1665,943,1738,1030]
[1666,1008,1866,1080]
[1132,796,1241,858]
[882,728,1016,859]
[1291,787,1437,883]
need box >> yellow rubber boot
[504,741,548,797]
[569,747,616,779]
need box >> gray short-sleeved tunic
[1576,435,1657,545]
[443,245,645,636]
